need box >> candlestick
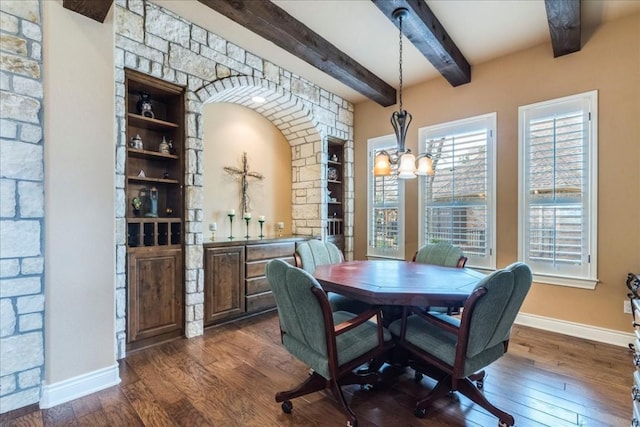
[209,222,217,241]
[258,219,265,239]
[277,221,285,237]
[244,217,251,239]
[243,212,252,220]
[227,212,235,239]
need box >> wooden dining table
[313,260,486,308]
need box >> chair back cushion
[266,259,328,357]
[295,240,344,274]
[466,263,532,358]
[415,242,463,267]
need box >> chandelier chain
[398,13,404,111]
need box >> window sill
[532,273,598,290]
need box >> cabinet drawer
[246,291,276,313]
[246,242,295,261]
[246,256,294,279]
[246,276,270,295]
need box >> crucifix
[224,152,264,214]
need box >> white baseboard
[515,312,634,348]
[40,364,120,409]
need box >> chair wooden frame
[275,285,392,427]
[394,287,515,427]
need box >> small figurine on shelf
[130,134,143,150]
[145,187,158,217]
[165,207,173,216]
[159,136,170,154]
[331,153,338,162]
[131,197,142,216]
[137,92,154,118]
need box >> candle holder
[277,222,285,237]
[209,223,217,241]
[258,219,265,239]
[244,217,251,239]
[228,213,235,239]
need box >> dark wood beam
[544,0,581,57]
[63,0,113,23]
[198,0,396,107]
[372,0,471,87]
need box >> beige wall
[202,103,293,238]
[43,1,116,383]
[354,13,640,333]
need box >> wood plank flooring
[1,311,632,426]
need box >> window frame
[518,90,598,289]
[417,113,497,270]
[367,134,405,260]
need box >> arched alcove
[114,2,354,356]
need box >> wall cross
[224,152,264,214]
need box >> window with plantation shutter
[418,113,496,269]
[367,135,404,259]
[518,91,598,289]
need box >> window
[518,91,598,289]
[367,135,404,259]
[418,113,496,270]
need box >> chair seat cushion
[285,310,390,380]
[388,314,504,377]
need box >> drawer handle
[633,385,640,401]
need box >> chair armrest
[334,307,382,335]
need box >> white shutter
[367,136,404,259]
[419,114,496,269]
[519,91,598,288]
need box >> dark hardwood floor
[2,311,631,426]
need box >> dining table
[313,259,486,308]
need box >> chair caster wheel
[414,407,426,418]
[414,372,423,383]
[281,401,293,414]
[476,379,484,390]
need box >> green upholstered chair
[413,242,468,268]
[413,242,468,315]
[266,259,392,427]
[388,262,532,427]
[294,240,371,314]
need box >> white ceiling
[153,0,640,104]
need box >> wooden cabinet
[245,242,296,313]
[204,246,245,324]
[327,138,345,251]
[125,69,185,350]
[127,249,183,350]
[203,238,306,326]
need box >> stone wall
[0,0,45,414]
[114,0,354,357]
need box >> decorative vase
[159,136,170,154]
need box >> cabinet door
[204,246,245,325]
[127,249,183,347]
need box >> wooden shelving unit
[125,69,185,351]
[327,138,345,251]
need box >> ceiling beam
[372,0,471,87]
[62,0,113,23]
[544,0,581,57]
[198,0,396,107]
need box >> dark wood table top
[313,260,486,306]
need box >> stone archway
[114,1,354,356]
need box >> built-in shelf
[128,148,179,160]
[127,113,179,130]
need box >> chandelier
[373,8,434,179]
